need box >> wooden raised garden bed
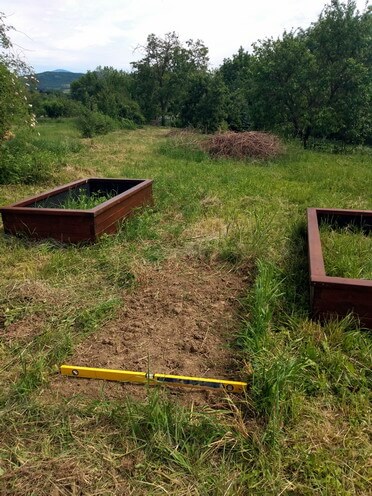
[0,178,153,243]
[307,208,372,328]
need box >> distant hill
[36,70,84,92]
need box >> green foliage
[131,32,209,125]
[43,97,67,119]
[0,64,30,139]
[179,72,228,132]
[0,13,35,141]
[120,117,137,130]
[0,13,50,185]
[0,132,55,184]
[71,66,144,125]
[250,31,317,146]
[0,125,81,184]
[305,0,372,144]
[0,12,30,75]
[218,1,371,146]
[261,1,371,146]
[61,189,115,210]
[219,47,252,130]
[42,95,83,118]
[76,109,120,137]
[23,1,368,150]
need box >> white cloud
[1,0,369,72]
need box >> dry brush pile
[203,131,284,160]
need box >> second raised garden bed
[0,177,153,243]
[307,208,372,328]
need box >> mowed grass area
[0,120,371,495]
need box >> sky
[1,0,369,74]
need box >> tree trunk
[159,96,166,126]
[302,126,311,149]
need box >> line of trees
[244,1,372,147]
[1,1,371,147]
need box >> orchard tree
[71,66,144,124]
[250,31,318,147]
[219,48,252,130]
[179,72,227,132]
[305,0,372,144]
[131,32,209,125]
[249,1,371,146]
[0,12,35,140]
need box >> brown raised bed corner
[307,208,372,328]
[0,178,153,243]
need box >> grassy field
[0,120,371,495]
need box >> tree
[219,48,252,131]
[250,31,318,147]
[38,94,83,118]
[305,0,371,144]
[131,32,209,125]
[0,12,35,141]
[179,72,227,132]
[249,1,371,147]
[71,67,144,124]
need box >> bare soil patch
[48,257,248,406]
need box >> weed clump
[76,110,138,138]
[0,132,55,184]
[62,189,115,210]
[204,131,284,160]
[76,110,119,138]
[0,128,82,184]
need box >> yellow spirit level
[60,365,247,393]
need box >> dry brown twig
[203,131,284,160]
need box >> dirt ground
[47,257,249,406]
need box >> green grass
[320,223,372,279]
[0,119,83,185]
[0,122,371,494]
[42,188,116,210]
